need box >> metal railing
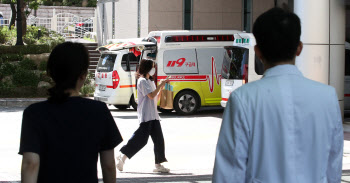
[0,19,10,27]
[0,12,96,40]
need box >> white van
[220,33,264,107]
[94,40,154,110]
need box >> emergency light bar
[164,35,234,43]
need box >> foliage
[12,68,40,87]
[38,60,47,71]
[0,62,17,78]
[19,58,37,70]
[0,80,15,96]
[83,36,95,43]
[80,84,94,96]
[0,26,17,45]
[80,71,95,96]
[23,26,65,46]
[86,0,96,7]
[39,71,52,84]
[0,54,24,63]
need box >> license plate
[99,85,106,91]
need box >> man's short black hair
[253,7,301,64]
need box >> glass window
[243,0,252,32]
[137,0,141,37]
[121,53,140,72]
[222,47,249,79]
[184,0,192,30]
[288,0,294,12]
[97,54,117,72]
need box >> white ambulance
[144,30,242,114]
[220,33,264,107]
[94,39,155,110]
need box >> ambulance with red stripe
[145,30,243,115]
[220,33,264,107]
[94,39,154,110]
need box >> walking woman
[19,42,123,183]
[117,59,170,173]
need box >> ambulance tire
[130,95,137,111]
[174,90,200,115]
[114,105,128,110]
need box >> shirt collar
[263,64,303,78]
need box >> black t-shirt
[19,97,123,183]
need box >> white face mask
[149,68,156,76]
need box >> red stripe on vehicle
[120,85,136,88]
[158,75,208,80]
[345,94,350,97]
[106,86,113,88]
[222,98,228,101]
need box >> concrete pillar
[51,9,57,31]
[93,8,97,33]
[294,0,345,114]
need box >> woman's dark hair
[47,42,89,103]
[253,7,301,64]
[138,59,154,80]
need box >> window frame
[183,0,193,30]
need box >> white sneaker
[116,155,125,171]
[153,165,170,173]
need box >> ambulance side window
[163,49,198,74]
[121,53,139,72]
[221,47,248,79]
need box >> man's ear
[296,41,303,56]
[254,46,264,63]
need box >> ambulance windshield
[222,47,248,79]
[97,54,117,72]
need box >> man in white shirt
[213,7,343,183]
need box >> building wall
[115,0,138,39]
[147,0,183,33]
[252,0,275,23]
[140,0,150,37]
[101,0,277,40]
[192,0,242,30]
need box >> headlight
[225,80,234,86]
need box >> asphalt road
[2,105,350,182]
[0,105,224,182]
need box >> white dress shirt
[213,65,343,183]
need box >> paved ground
[0,105,222,182]
[1,105,350,182]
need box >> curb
[0,98,46,107]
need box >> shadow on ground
[98,174,212,183]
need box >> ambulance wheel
[114,105,128,110]
[130,95,137,111]
[174,90,200,115]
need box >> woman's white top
[137,77,160,123]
